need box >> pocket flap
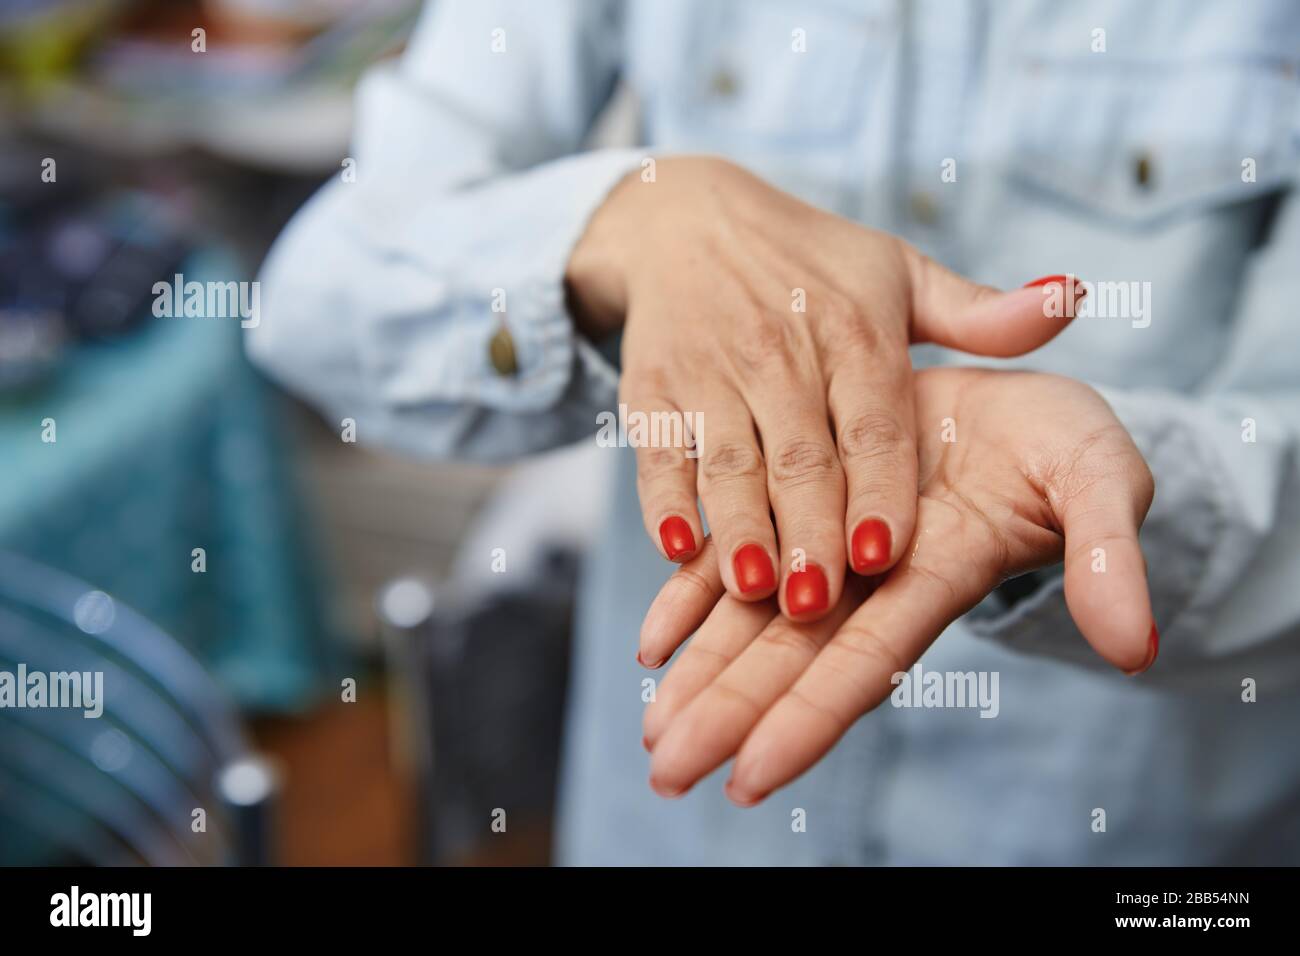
[1006,57,1299,226]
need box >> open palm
[638,367,1156,805]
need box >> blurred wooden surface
[252,684,553,866]
[252,688,414,866]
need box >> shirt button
[908,191,940,225]
[1134,152,1154,189]
[488,324,518,376]
[708,66,739,98]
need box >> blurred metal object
[0,551,276,865]
[377,576,437,861]
[216,755,281,866]
[378,549,578,865]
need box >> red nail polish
[785,564,829,616]
[733,543,776,594]
[851,518,892,574]
[642,736,653,752]
[1023,274,1087,300]
[1126,622,1160,676]
[658,516,696,560]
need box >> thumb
[1054,450,1159,675]
[905,247,1086,357]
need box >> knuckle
[838,410,907,463]
[733,315,795,374]
[818,291,861,328]
[637,443,691,478]
[701,441,765,484]
[769,438,839,488]
[838,312,886,356]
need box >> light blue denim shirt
[250,1,1300,864]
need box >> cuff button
[489,324,518,376]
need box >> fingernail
[636,650,666,670]
[1023,274,1087,300]
[642,736,653,752]
[649,776,687,799]
[723,778,765,808]
[850,518,892,574]
[733,543,776,594]
[658,515,696,560]
[1125,622,1160,676]
[785,564,829,616]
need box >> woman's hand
[567,156,1081,624]
[638,367,1156,803]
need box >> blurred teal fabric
[0,251,341,712]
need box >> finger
[638,536,725,670]
[824,350,917,577]
[746,388,846,623]
[648,579,866,796]
[727,528,992,805]
[622,385,703,563]
[1056,453,1157,675]
[687,389,779,602]
[642,592,777,766]
[904,245,1087,356]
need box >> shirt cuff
[365,147,646,418]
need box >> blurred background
[0,0,608,866]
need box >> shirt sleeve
[966,184,1300,686]
[247,0,643,462]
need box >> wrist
[565,169,642,340]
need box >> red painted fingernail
[1023,273,1087,299]
[658,516,696,560]
[733,543,776,594]
[850,518,892,574]
[785,564,829,616]
[1126,622,1160,676]
[642,736,653,752]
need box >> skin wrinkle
[668,564,723,604]
[708,194,842,392]
[643,367,1157,803]
[768,437,840,488]
[784,684,856,733]
[575,158,1087,635]
[755,620,825,659]
[701,441,766,484]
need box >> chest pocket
[1003,55,1299,227]
[660,0,887,147]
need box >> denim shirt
[250,1,1300,864]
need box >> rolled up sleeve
[248,0,641,461]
